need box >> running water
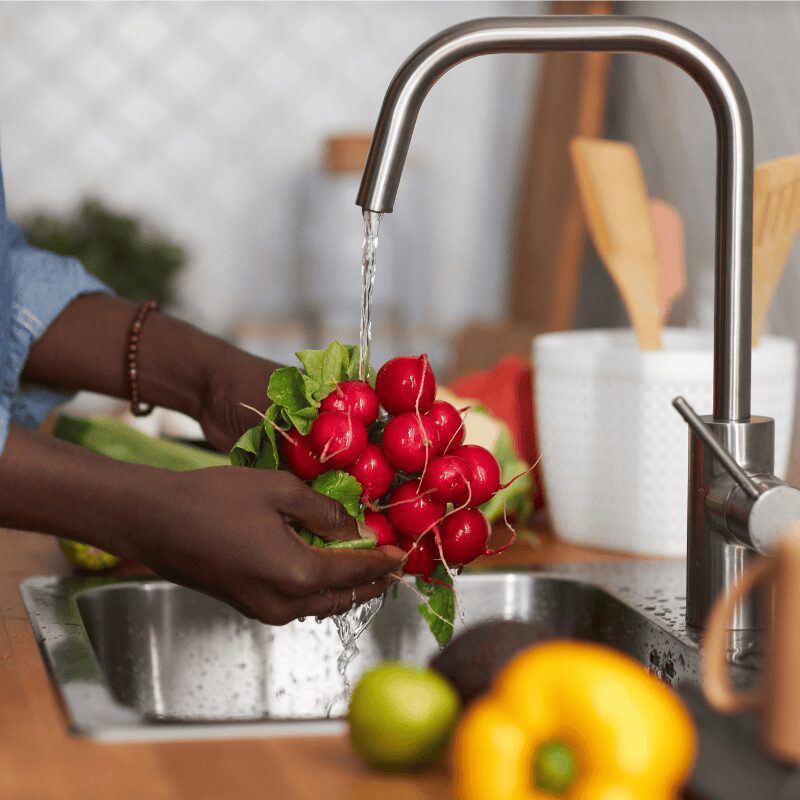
[326,209,386,717]
[358,209,383,380]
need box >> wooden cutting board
[450,0,612,379]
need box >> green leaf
[324,538,376,550]
[321,341,351,385]
[281,405,317,436]
[310,469,365,521]
[230,424,266,467]
[268,367,310,413]
[302,373,324,407]
[297,529,326,547]
[257,403,286,469]
[416,564,456,646]
[295,348,326,383]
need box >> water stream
[325,209,386,717]
[358,209,382,381]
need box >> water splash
[325,594,384,717]
[358,209,383,381]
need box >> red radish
[309,411,367,468]
[381,412,439,473]
[320,381,379,425]
[347,444,396,502]
[439,508,491,566]
[451,444,501,506]
[281,430,328,480]
[400,535,437,578]
[387,481,447,537]
[426,400,465,454]
[363,510,399,547]
[420,455,473,505]
[375,355,436,415]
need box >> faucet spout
[359,16,779,630]
[356,15,753,422]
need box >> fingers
[306,545,406,591]
[274,474,361,542]
[291,574,399,619]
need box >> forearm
[0,423,155,556]
[22,294,232,419]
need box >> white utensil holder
[533,328,797,556]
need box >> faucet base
[686,415,775,629]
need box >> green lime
[348,662,461,770]
[58,538,121,572]
[534,740,578,795]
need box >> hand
[198,346,282,453]
[130,465,405,624]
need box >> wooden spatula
[650,199,687,324]
[752,154,800,344]
[570,137,663,350]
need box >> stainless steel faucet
[356,16,800,630]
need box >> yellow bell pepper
[452,641,696,800]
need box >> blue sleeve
[0,219,110,451]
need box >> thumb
[288,489,373,544]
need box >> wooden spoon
[650,199,687,325]
[570,137,663,350]
[752,154,800,344]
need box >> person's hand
[198,346,281,453]
[129,465,405,624]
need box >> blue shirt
[0,162,109,453]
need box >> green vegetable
[480,428,532,524]
[55,416,228,471]
[416,564,456,647]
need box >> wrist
[136,312,229,421]
[0,426,165,558]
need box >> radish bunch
[230,342,519,644]
[285,354,510,581]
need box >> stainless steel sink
[20,561,756,742]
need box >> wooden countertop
[0,523,646,800]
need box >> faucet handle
[672,396,760,499]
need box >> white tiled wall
[0,1,540,337]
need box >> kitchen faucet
[356,16,800,631]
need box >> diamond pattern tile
[0,1,541,333]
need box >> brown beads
[127,300,159,417]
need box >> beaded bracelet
[127,300,159,417]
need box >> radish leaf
[230,423,278,469]
[416,565,455,646]
[311,469,365,521]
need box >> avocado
[429,619,554,704]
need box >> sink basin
[20,562,754,742]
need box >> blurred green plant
[23,198,186,306]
